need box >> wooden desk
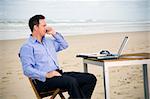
[79,53,150,99]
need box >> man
[19,15,97,99]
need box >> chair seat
[39,89,67,98]
[28,78,67,99]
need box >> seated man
[19,14,97,99]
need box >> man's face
[37,19,46,36]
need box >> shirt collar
[29,34,46,44]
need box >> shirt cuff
[39,71,47,82]
[53,32,64,39]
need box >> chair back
[29,78,42,99]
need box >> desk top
[79,53,150,62]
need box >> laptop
[76,36,128,60]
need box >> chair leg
[59,93,65,99]
[50,88,60,99]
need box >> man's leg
[63,72,97,98]
[35,75,85,98]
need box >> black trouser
[35,71,97,99]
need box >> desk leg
[143,64,149,99]
[103,65,110,99]
[83,63,88,73]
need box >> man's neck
[32,32,43,43]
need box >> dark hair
[28,15,45,32]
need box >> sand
[0,31,150,99]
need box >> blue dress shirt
[19,32,68,82]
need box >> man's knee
[88,73,97,84]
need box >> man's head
[29,15,47,36]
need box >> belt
[55,69,63,74]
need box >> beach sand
[0,31,150,99]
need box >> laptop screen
[117,36,128,56]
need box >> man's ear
[34,25,38,31]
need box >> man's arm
[52,32,68,52]
[46,27,68,52]
[20,45,47,82]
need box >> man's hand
[46,71,62,78]
[46,27,56,36]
